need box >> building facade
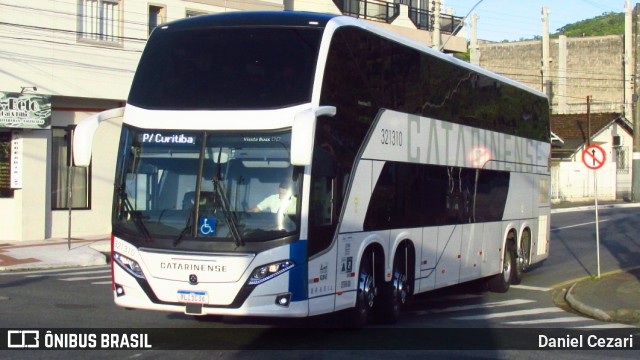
[0,0,467,242]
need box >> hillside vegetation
[553,12,623,37]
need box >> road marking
[91,281,112,285]
[551,219,610,231]
[25,269,110,277]
[503,316,591,325]
[576,323,638,329]
[430,294,485,301]
[510,285,553,292]
[60,275,112,281]
[0,265,109,276]
[452,307,564,320]
[423,299,535,314]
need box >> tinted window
[129,27,322,110]
[364,162,510,231]
[320,27,549,142]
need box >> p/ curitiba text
[538,334,634,349]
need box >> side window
[474,169,510,222]
[308,120,338,256]
[364,163,395,231]
[364,162,423,231]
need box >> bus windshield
[113,126,300,245]
[128,26,323,110]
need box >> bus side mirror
[291,106,336,166]
[73,107,125,167]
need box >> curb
[551,202,640,214]
[565,283,612,322]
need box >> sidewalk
[1,203,639,327]
[564,267,640,326]
[0,236,110,271]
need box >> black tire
[347,251,377,328]
[377,244,411,324]
[488,241,515,293]
[512,230,531,285]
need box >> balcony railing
[408,7,464,34]
[334,0,464,35]
[334,0,400,24]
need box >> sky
[445,0,625,42]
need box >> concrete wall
[477,35,625,115]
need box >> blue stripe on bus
[289,239,308,301]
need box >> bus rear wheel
[488,241,515,293]
[513,230,531,285]
[378,246,411,324]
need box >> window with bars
[616,146,629,174]
[186,10,208,18]
[79,0,122,44]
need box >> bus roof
[156,11,337,31]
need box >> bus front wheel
[348,251,377,327]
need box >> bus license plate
[178,290,208,304]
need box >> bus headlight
[113,252,145,279]
[247,260,295,286]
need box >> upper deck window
[128,26,323,110]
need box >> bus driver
[248,179,296,214]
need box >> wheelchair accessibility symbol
[199,217,217,236]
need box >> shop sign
[0,92,51,129]
[0,132,11,196]
[11,130,22,189]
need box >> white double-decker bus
[74,11,550,326]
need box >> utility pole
[558,35,568,113]
[432,0,441,50]
[470,13,480,66]
[541,7,552,97]
[587,96,591,146]
[625,0,633,119]
[633,4,640,202]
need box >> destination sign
[139,133,197,145]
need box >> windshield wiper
[173,208,193,247]
[213,148,244,247]
[213,177,244,247]
[118,185,153,243]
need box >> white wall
[0,0,143,100]
[551,122,632,202]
